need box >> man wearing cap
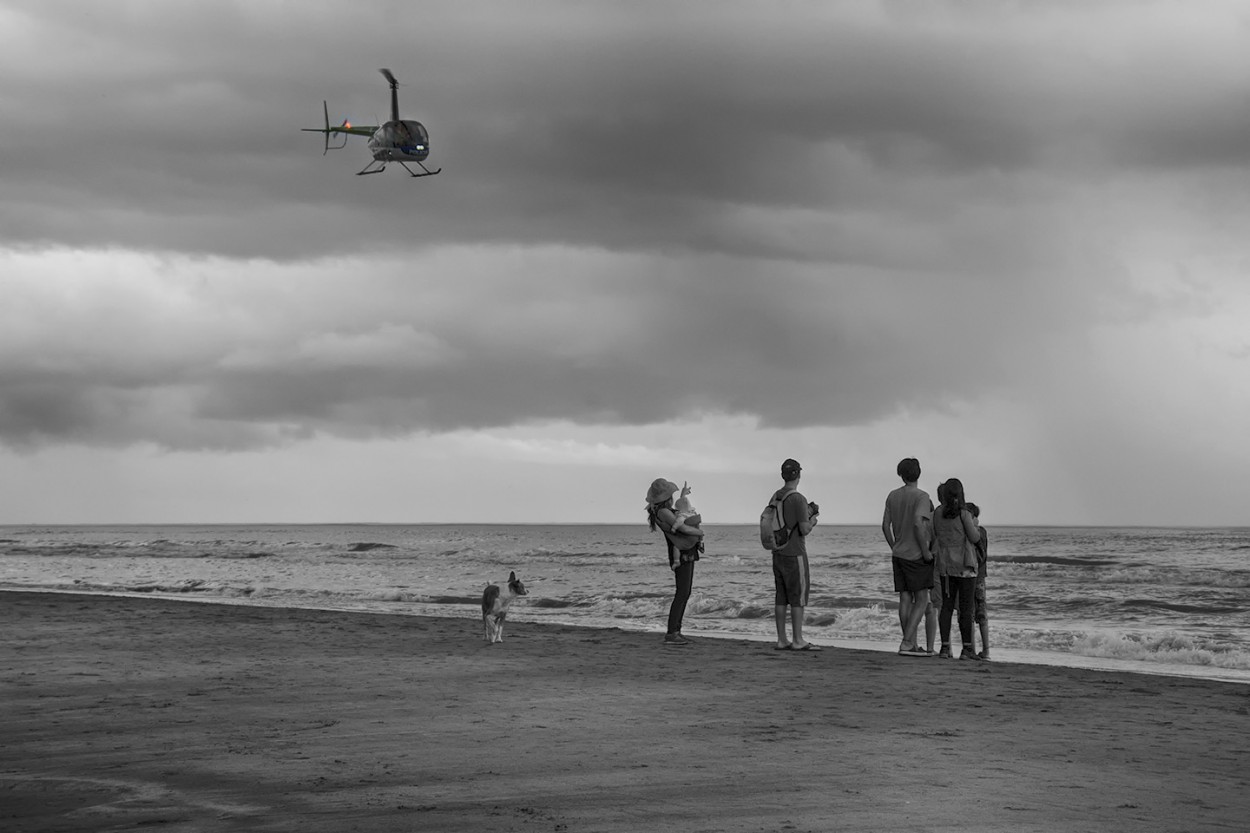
[771,459,820,651]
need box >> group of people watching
[884,457,989,660]
[645,456,989,660]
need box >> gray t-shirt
[884,484,932,562]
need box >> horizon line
[1,521,1246,530]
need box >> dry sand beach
[3,592,1249,832]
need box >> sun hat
[781,459,802,480]
[645,478,680,505]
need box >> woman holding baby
[645,478,705,647]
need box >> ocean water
[3,523,1249,684]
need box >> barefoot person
[646,478,705,647]
[882,458,936,657]
[770,459,820,651]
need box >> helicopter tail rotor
[300,100,348,154]
[318,100,331,155]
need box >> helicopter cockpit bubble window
[376,120,430,151]
[400,120,430,145]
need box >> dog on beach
[482,571,528,643]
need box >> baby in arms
[673,482,702,531]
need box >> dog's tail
[481,584,500,616]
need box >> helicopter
[301,68,441,177]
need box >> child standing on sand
[966,502,990,661]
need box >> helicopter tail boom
[301,101,378,154]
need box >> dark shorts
[892,556,934,594]
[974,574,988,623]
[773,553,810,607]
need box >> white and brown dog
[481,571,528,643]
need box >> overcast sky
[3,1,1249,526]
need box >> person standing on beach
[882,458,936,657]
[931,478,982,660]
[966,502,990,660]
[646,478,705,647]
[771,459,820,651]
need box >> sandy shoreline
[4,592,1249,832]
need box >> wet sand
[3,591,1249,832]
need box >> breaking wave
[1071,631,1250,671]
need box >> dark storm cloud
[4,1,1249,454]
[6,1,1249,261]
[2,255,1075,451]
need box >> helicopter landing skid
[355,160,442,177]
[400,161,441,178]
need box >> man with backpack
[770,458,820,651]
